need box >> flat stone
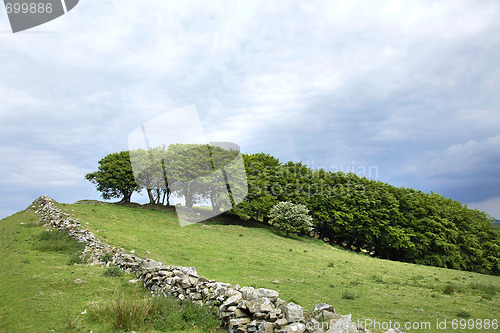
[254,312,266,319]
[314,303,334,313]
[247,297,274,313]
[281,323,306,333]
[158,270,174,277]
[275,318,289,328]
[230,317,252,327]
[255,288,279,302]
[224,294,243,306]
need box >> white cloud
[467,196,500,220]
[0,147,87,186]
[1,0,500,211]
[428,134,500,178]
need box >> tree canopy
[235,152,500,275]
[85,151,141,203]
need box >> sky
[1,0,500,220]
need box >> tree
[268,201,313,236]
[233,153,281,221]
[163,144,215,210]
[85,151,141,203]
[130,147,171,206]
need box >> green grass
[0,208,218,333]
[63,201,500,333]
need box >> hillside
[87,150,500,275]
[1,199,499,332]
[0,206,219,333]
[61,200,499,333]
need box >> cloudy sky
[1,0,500,219]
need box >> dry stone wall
[30,195,400,333]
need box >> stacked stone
[31,195,116,265]
[112,252,302,332]
[29,196,400,333]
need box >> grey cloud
[1,0,500,219]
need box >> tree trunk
[120,190,131,203]
[146,189,156,205]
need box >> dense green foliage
[130,146,171,206]
[235,153,500,275]
[161,143,244,211]
[268,201,313,236]
[85,151,141,203]
[92,144,245,210]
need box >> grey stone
[321,311,340,321]
[255,288,279,302]
[281,323,306,333]
[230,317,252,326]
[179,266,198,276]
[314,303,334,313]
[224,294,243,306]
[158,270,174,277]
[258,322,275,333]
[247,297,274,313]
[240,286,257,300]
[275,318,289,328]
[325,314,355,333]
[275,298,287,311]
[284,302,304,323]
[221,311,233,318]
[226,288,243,298]
[254,312,267,319]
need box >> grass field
[1,201,499,332]
[0,207,219,333]
[58,201,500,333]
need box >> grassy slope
[0,208,203,333]
[63,202,499,333]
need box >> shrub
[103,266,123,277]
[64,313,83,333]
[34,230,85,266]
[88,294,220,333]
[468,282,499,298]
[268,201,313,236]
[67,253,83,265]
[34,230,85,254]
[443,284,455,295]
[113,295,151,330]
[100,252,113,263]
[341,290,356,300]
